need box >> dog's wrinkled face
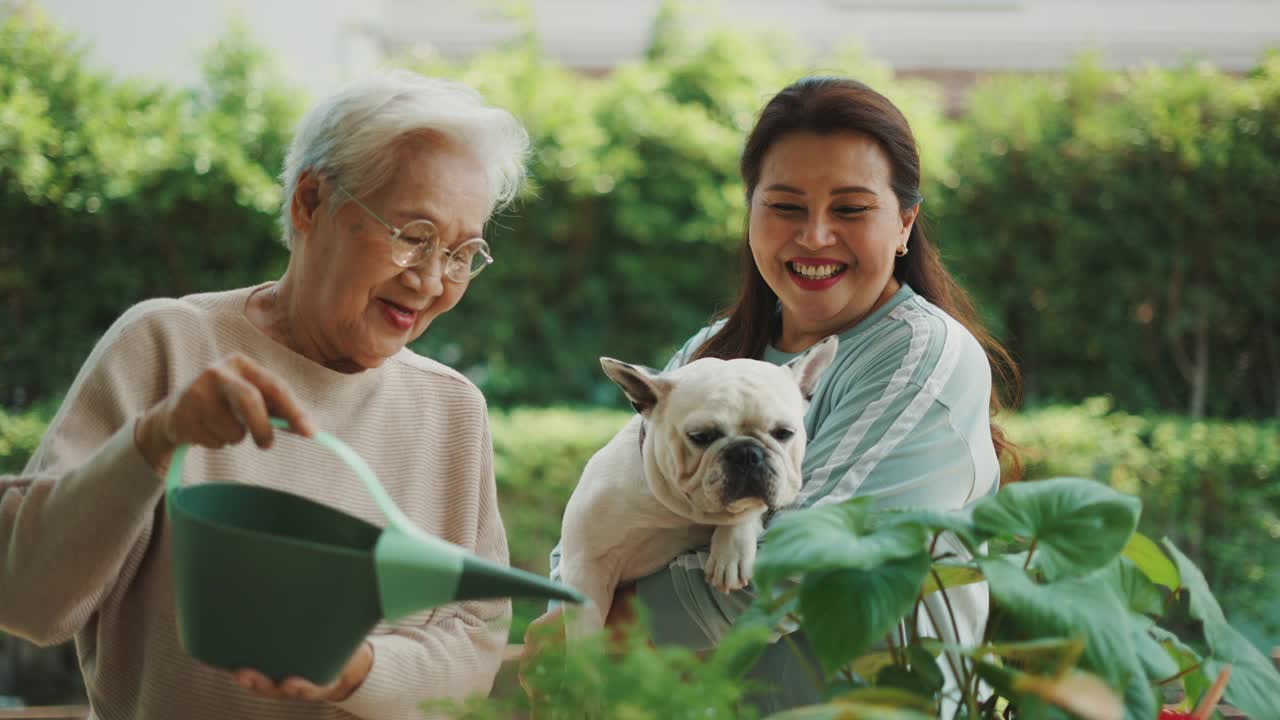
[601,336,837,524]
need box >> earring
[896,245,909,257]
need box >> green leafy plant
[422,474,1277,718]
[424,606,770,720]
[728,477,1280,719]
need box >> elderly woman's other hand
[133,352,317,473]
[231,640,373,702]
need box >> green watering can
[165,418,582,684]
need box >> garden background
[1,2,1278,707]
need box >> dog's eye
[687,430,722,447]
[770,427,795,441]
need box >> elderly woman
[0,71,527,718]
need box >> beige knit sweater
[0,284,511,719]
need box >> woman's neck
[776,278,901,353]
[245,280,364,373]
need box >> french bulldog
[557,336,837,635]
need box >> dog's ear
[784,335,838,400]
[600,358,670,416]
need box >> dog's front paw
[707,522,759,593]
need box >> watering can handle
[164,417,417,534]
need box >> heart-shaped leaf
[972,477,1140,581]
[872,507,981,549]
[1148,625,1211,704]
[1088,556,1166,618]
[757,500,929,592]
[1162,539,1280,719]
[979,557,1140,689]
[800,552,931,674]
[1121,532,1179,590]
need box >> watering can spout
[375,526,583,621]
[457,555,584,604]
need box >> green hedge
[5,401,1275,649]
[6,9,1276,417]
[936,54,1280,418]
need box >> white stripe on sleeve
[794,303,931,507]
[816,306,963,507]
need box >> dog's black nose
[722,441,770,502]
[725,441,765,469]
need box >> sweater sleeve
[0,301,185,646]
[336,407,511,720]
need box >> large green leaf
[1120,532,1179,590]
[972,477,1140,581]
[979,557,1139,689]
[757,500,929,592]
[905,643,945,695]
[799,553,931,674]
[1088,556,1165,618]
[1085,558,1183,686]
[1162,539,1280,718]
[871,507,981,550]
[1132,627,1178,684]
[1148,625,1210,706]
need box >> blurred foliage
[936,52,1280,418]
[429,603,767,719]
[0,10,301,407]
[2,6,1277,415]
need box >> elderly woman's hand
[134,353,317,472]
[231,640,373,702]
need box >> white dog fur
[557,336,838,636]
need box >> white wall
[35,0,385,100]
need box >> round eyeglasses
[339,186,494,283]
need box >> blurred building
[28,0,1280,106]
[383,0,1280,111]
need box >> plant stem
[1022,538,1038,571]
[931,569,978,718]
[920,592,966,712]
[1156,661,1203,686]
[884,630,901,666]
[911,596,923,646]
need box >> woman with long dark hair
[541,76,1021,713]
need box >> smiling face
[283,134,490,370]
[748,131,918,351]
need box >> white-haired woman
[0,71,528,718]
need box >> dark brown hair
[692,76,1023,482]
